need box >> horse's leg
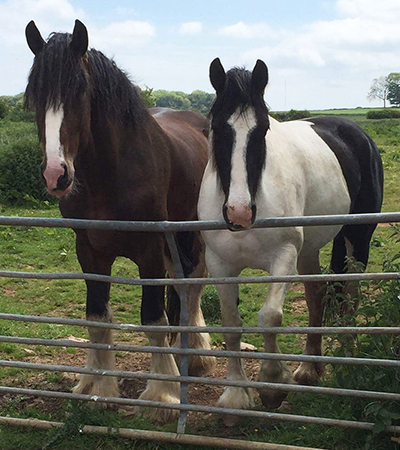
[136,239,180,423]
[207,252,253,427]
[293,251,325,385]
[72,231,118,400]
[258,244,298,409]
[165,233,215,376]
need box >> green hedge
[0,135,47,204]
[271,109,311,122]
[366,109,400,119]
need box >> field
[0,109,399,449]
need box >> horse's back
[150,107,209,139]
[150,107,209,221]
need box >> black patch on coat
[307,116,383,214]
[307,116,384,274]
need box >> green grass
[0,112,400,449]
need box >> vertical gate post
[165,232,189,434]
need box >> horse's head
[25,20,90,197]
[209,58,269,231]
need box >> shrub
[201,286,221,324]
[323,226,400,444]
[0,135,46,204]
[0,99,9,120]
[366,109,400,119]
[270,109,311,122]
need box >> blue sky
[1,0,400,110]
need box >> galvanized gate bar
[0,269,399,285]
[1,214,400,447]
[0,386,399,434]
[0,416,327,450]
[0,211,400,231]
[165,231,189,434]
[1,359,400,402]
[0,335,399,367]
[1,312,400,335]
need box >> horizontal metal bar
[0,416,326,450]
[0,335,399,367]
[0,212,399,232]
[0,312,399,335]
[0,386,399,433]
[0,270,399,286]
[2,359,400,402]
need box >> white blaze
[43,105,66,192]
[45,105,65,167]
[227,108,257,207]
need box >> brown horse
[25,19,215,422]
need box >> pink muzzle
[43,164,65,192]
[226,204,253,230]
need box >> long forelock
[25,33,88,113]
[211,67,269,119]
[25,32,147,126]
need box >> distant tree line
[0,89,215,122]
[368,73,400,108]
[140,87,215,114]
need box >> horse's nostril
[56,165,71,191]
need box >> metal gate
[0,212,400,450]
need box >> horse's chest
[203,228,296,271]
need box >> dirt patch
[2,287,16,295]
[0,336,291,434]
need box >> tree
[188,90,215,114]
[153,90,191,110]
[0,99,9,119]
[367,76,389,108]
[387,73,400,107]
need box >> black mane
[25,32,146,125]
[210,67,269,119]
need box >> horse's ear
[210,58,226,94]
[251,59,268,93]
[70,19,88,57]
[25,21,45,56]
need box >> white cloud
[179,21,202,35]
[91,21,155,50]
[219,21,273,39]
[0,0,85,46]
[336,0,400,21]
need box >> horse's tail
[330,229,347,275]
[166,285,180,326]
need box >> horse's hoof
[222,414,241,427]
[135,404,179,423]
[216,386,254,426]
[136,382,180,423]
[258,361,293,409]
[73,374,120,409]
[258,388,288,409]
[293,362,324,385]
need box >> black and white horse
[198,58,383,424]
